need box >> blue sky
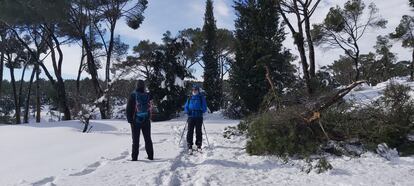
[2,0,414,81]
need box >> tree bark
[279,1,313,95]
[77,48,85,93]
[304,10,316,78]
[303,81,366,123]
[24,68,36,123]
[56,78,71,120]
[264,64,277,95]
[105,23,116,88]
[9,67,20,124]
[0,52,4,98]
[411,49,414,81]
[17,63,28,123]
[103,23,117,119]
[35,65,41,123]
[81,36,108,119]
[47,31,72,120]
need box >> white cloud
[215,0,231,17]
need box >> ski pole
[202,121,210,147]
[178,121,188,146]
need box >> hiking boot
[147,157,154,160]
[196,146,202,153]
[188,148,194,155]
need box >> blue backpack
[134,91,150,123]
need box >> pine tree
[116,32,191,121]
[230,0,295,114]
[202,0,221,112]
[390,0,414,80]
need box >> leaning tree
[312,0,387,81]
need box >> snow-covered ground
[345,76,414,105]
[1,112,414,186]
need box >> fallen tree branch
[303,80,367,124]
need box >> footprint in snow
[32,176,56,186]
[69,161,102,176]
[110,150,130,161]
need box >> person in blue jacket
[184,84,208,152]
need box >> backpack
[134,91,150,123]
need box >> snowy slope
[345,76,414,105]
[1,113,414,186]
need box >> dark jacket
[184,93,207,118]
[126,90,152,124]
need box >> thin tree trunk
[56,78,71,120]
[48,31,72,121]
[77,48,85,93]
[81,36,108,119]
[411,49,414,81]
[0,52,4,98]
[304,10,316,78]
[103,23,116,119]
[105,24,116,88]
[24,69,36,123]
[354,55,360,81]
[10,67,20,124]
[264,65,277,95]
[17,64,28,124]
[35,65,41,123]
[293,1,312,94]
[279,1,313,95]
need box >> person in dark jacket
[126,80,154,161]
[184,85,208,152]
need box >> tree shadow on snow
[204,159,288,171]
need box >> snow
[174,76,185,87]
[345,76,414,105]
[1,113,414,186]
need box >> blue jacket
[184,94,207,118]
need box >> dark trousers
[186,117,203,148]
[130,118,154,160]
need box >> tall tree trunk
[47,31,72,121]
[304,10,316,79]
[24,69,36,123]
[81,36,108,119]
[77,48,85,93]
[354,51,360,81]
[264,64,277,95]
[0,52,4,98]
[411,49,414,81]
[279,1,313,95]
[105,24,116,88]
[56,78,71,120]
[293,0,312,94]
[35,65,41,123]
[354,58,360,81]
[103,23,116,119]
[10,67,20,124]
[18,64,28,123]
